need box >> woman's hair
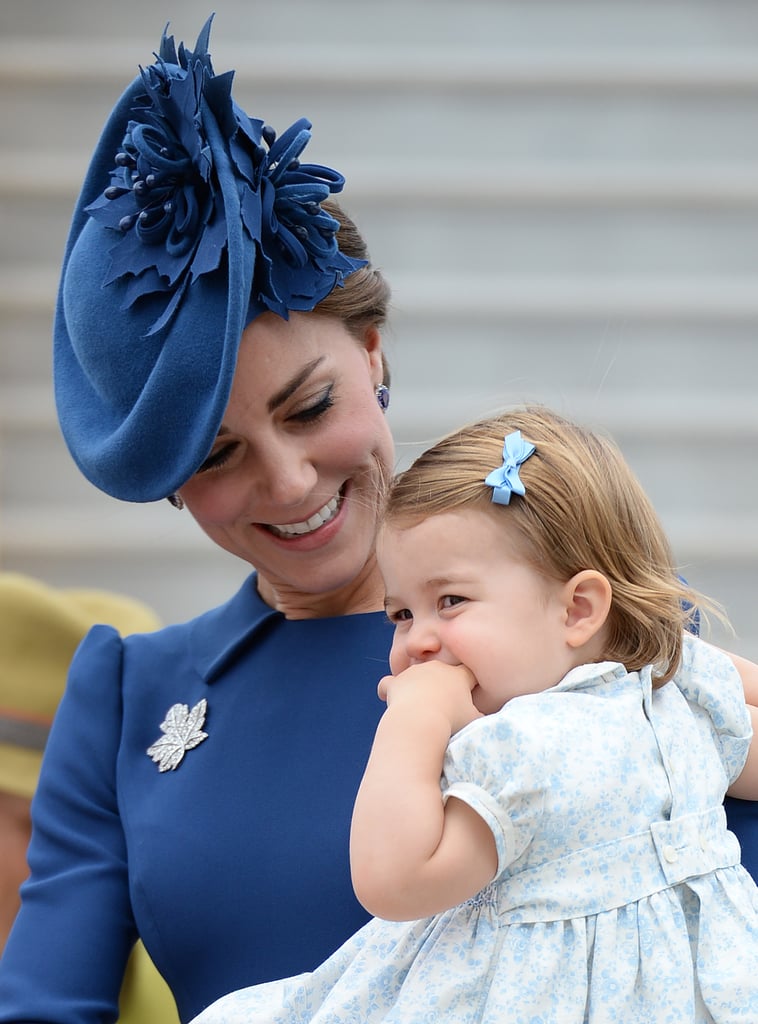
[385,406,717,686]
[313,199,392,385]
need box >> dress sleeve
[672,634,753,785]
[0,626,136,1024]
[440,711,545,879]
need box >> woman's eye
[292,387,334,424]
[196,442,238,474]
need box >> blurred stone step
[4,73,758,167]
[7,196,758,280]
[2,0,757,652]
[2,0,758,53]
[7,153,758,202]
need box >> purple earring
[375,383,390,412]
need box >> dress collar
[189,573,282,685]
[187,572,389,685]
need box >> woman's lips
[266,488,344,538]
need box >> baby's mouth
[267,488,344,538]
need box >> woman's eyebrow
[267,356,326,413]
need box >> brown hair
[313,199,392,385]
[385,406,718,686]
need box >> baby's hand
[378,662,483,736]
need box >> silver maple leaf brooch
[147,699,208,772]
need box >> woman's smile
[266,486,344,538]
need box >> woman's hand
[378,661,483,737]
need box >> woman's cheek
[183,476,250,526]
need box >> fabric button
[663,845,678,863]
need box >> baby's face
[378,510,574,715]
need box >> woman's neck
[256,557,386,620]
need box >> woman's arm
[726,650,758,707]
[722,650,758,800]
[0,627,134,1023]
[727,705,758,800]
[349,662,497,922]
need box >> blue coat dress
[0,575,393,1023]
[0,573,755,1023]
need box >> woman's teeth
[269,494,341,537]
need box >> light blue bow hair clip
[484,430,536,505]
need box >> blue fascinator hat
[54,16,364,502]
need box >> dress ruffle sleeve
[671,634,752,785]
[440,712,546,878]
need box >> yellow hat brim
[0,743,42,801]
[0,573,161,799]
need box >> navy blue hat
[54,17,364,502]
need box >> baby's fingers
[377,674,393,703]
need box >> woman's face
[178,312,395,617]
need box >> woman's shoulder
[81,573,273,667]
[59,574,269,716]
[72,572,392,700]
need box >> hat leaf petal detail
[85,17,363,337]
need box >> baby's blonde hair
[385,407,712,686]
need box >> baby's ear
[563,570,612,649]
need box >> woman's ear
[562,570,612,649]
[361,324,384,381]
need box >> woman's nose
[252,440,318,510]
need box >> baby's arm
[350,662,497,922]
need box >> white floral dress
[192,635,758,1023]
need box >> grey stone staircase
[1,0,757,657]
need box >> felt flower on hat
[254,119,360,320]
[484,430,536,505]
[86,16,361,336]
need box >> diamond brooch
[147,699,208,772]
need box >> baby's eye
[440,595,467,609]
[387,607,413,624]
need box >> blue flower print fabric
[191,635,758,1023]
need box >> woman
[0,17,755,1024]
